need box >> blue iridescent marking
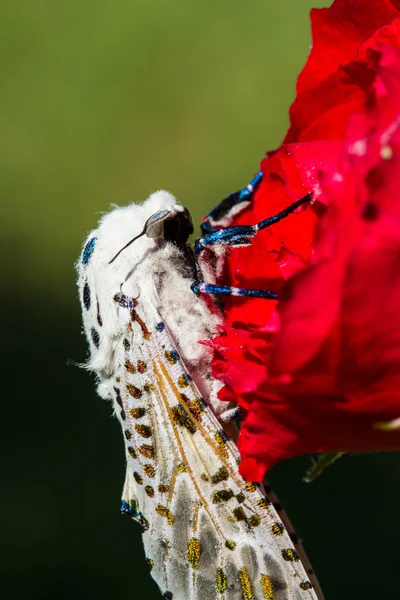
[237,287,278,299]
[156,322,165,332]
[191,281,277,300]
[191,281,201,295]
[82,237,97,265]
[120,499,140,517]
[169,350,179,362]
[198,192,311,252]
[115,293,134,310]
[201,171,263,235]
[238,170,262,199]
[196,225,254,254]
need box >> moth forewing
[78,191,320,600]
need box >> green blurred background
[2,1,399,598]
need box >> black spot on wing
[96,300,103,326]
[91,328,100,348]
[83,282,91,310]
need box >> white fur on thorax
[78,190,224,415]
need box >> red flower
[210,0,400,481]
[223,0,400,331]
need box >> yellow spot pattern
[125,359,136,373]
[135,424,152,438]
[145,485,154,498]
[185,397,205,421]
[248,514,261,527]
[127,384,142,399]
[143,464,156,478]
[212,489,234,504]
[261,575,274,599]
[214,431,228,458]
[232,507,246,521]
[133,472,143,485]
[257,498,269,511]
[138,444,155,458]
[238,567,254,600]
[177,375,190,388]
[171,405,197,434]
[272,522,284,536]
[216,568,228,593]
[130,407,146,419]
[156,505,174,525]
[127,446,137,459]
[244,482,256,493]
[282,548,299,562]
[210,466,229,484]
[137,360,147,373]
[187,538,201,569]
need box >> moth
[77,184,322,600]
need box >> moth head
[108,190,193,264]
[79,191,193,365]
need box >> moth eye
[83,282,91,310]
[163,593,173,600]
[82,237,97,265]
[91,327,100,348]
[163,208,194,245]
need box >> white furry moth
[77,191,322,600]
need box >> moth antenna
[109,208,175,264]
[109,228,147,264]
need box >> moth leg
[193,192,311,299]
[200,171,263,234]
[191,281,278,299]
[195,192,312,255]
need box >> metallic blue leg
[194,172,312,301]
[201,171,263,235]
[191,281,277,300]
[196,193,311,254]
